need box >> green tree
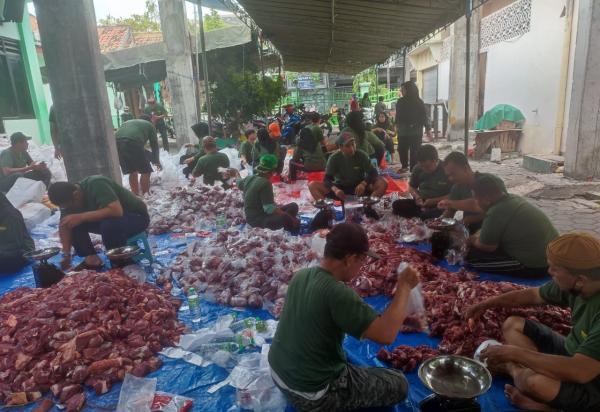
[99,0,160,32]
[204,9,227,31]
[211,70,285,136]
[352,67,389,97]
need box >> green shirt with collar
[308,124,325,145]
[479,194,558,268]
[239,141,260,166]
[339,127,384,158]
[65,175,147,217]
[449,172,506,216]
[192,152,230,185]
[115,119,160,163]
[0,148,33,177]
[539,281,600,361]
[144,102,168,117]
[409,162,452,200]
[269,266,378,392]
[237,174,276,227]
[325,149,374,189]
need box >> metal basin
[106,245,141,261]
[418,355,492,399]
[25,247,61,261]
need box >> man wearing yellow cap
[466,232,600,412]
[237,154,299,233]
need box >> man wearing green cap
[467,232,600,412]
[0,132,52,193]
[191,136,231,186]
[237,154,299,232]
[115,116,162,196]
[308,132,387,201]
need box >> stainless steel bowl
[418,355,492,399]
[426,217,458,231]
[106,245,141,261]
[25,247,62,261]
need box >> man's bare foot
[504,385,556,411]
[84,255,103,267]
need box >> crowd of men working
[1,87,599,412]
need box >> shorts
[325,184,372,200]
[117,139,153,175]
[524,320,600,412]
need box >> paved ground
[431,140,600,236]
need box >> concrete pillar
[564,0,600,179]
[33,0,121,183]
[158,0,198,147]
[447,10,480,141]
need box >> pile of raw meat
[157,227,319,316]
[360,227,571,370]
[377,345,440,372]
[0,270,185,410]
[148,185,245,234]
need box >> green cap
[10,132,32,145]
[256,154,278,173]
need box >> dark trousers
[71,212,149,257]
[277,147,287,175]
[275,363,408,412]
[397,134,422,171]
[0,254,29,274]
[466,248,548,278]
[0,169,52,193]
[156,120,169,151]
[263,203,299,233]
[392,199,443,220]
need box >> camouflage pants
[275,364,408,412]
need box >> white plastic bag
[116,374,157,412]
[20,202,52,230]
[6,178,45,208]
[397,262,428,332]
[219,147,242,171]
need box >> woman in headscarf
[341,111,385,163]
[0,193,34,274]
[289,127,326,181]
[395,81,431,172]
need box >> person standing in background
[395,81,431,172]
[144,97,169,151]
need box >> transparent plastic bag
[116,374,157,412]
[397,262,428,332]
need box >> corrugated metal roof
[236,0,466,74]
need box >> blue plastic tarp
[0,235,545,412]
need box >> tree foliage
[352,67,389,96]
[99,0,160,32]
[211,70,285,122]
[204,9,227,31]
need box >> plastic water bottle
[195,341,240,356]
[216,214,227,230]
[187,287,200,313]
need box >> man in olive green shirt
[115,117,162,196]
[144,97,169,151]
[48,176,149,270]
[467,174,558,277]
[239,129,260,169]
[0,193,35,274]
[309,133,387,201]
[0,132,52,193]
[439,151,507,233]
[467,233,600,412]
[191,137,231,186]
[289,127,326,181]
[392,144,450,219]
[269,223,418,411]
[237,154,299,233]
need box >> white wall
[4,119,42,142]
[482,0,567,154]
[438,60,450,101]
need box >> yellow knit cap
[547,232,600,270]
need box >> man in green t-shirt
[0,193,35,274]
[191,137,231,186]
[308,133,387,201]
[236,154,299,233]
[289,127,326,181]
[269,223,418,411]
[0,132,52,193]
[144,97,169,151]
[115,116,162,196]
[392,144,451,219]
[341,111,385,163]
[438,151,507,233]
[467,174,558,277]
[467,233,600,412]
[48,176,149,270]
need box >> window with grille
[0,36,34,118]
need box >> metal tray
[106,245,141,261]
[418,355,492,399]
[24,247,61,261]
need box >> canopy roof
[236,0,466,74]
